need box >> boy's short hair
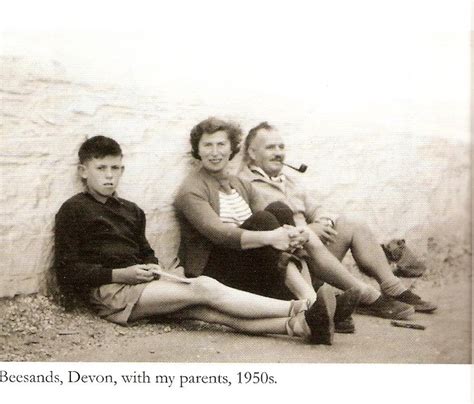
[78,136,123,163]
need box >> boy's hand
[144,264,192,284]
[144,263,165,280]
[111,264,155,285]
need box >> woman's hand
[111,264,155,285]
[267,227,293,251]
[284,225,310,250]
[241,226,309,251]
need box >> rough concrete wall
[0,56,470,297]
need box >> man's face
[248,128,286,177]
[79,155,124,199]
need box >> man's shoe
[304,284,336,345]
[393,290,437,313]
[356,295,415,319]
[335,316,355,334]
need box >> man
[240,122,437,318]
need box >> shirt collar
[85,188,121,205]
[249,165,286,183]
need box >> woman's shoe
[335,288,362,323]
[333,288,361,333]
[304,284,336,345]
[335,316,355,334]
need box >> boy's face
[79,155,124,199]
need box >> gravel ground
[0,238,471,363]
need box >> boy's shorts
[88,283,149,326]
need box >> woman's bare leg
[284,261,317,303]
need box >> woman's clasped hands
[268,225,310,252]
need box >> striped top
[218,189,252,227]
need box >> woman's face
[198,130,232,174]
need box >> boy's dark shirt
[55,192,159,290]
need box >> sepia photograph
[0,0,471,402]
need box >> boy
[54,135,357,345]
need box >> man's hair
[78,136,123,163]
[190,117,242,160]
[244,121,274,159]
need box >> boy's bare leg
[169,306,288,335]
[129,276,295,322]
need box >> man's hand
[111,264,155,285]
[308,222,338,244]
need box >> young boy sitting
[54,135,358,345]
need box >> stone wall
[0,56,470,297]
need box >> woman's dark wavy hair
[190,117,242,160]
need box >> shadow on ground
[1,244,471,364]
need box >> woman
[175,117,310,298]
[174,118,360,342]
